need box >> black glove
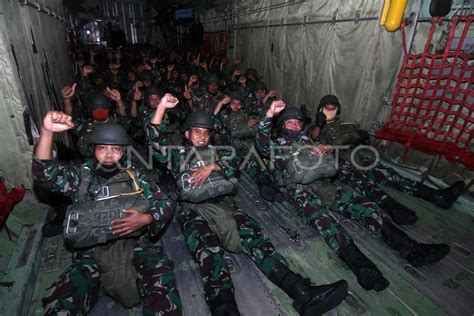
[314,111,327,128]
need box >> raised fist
[266,100,286,117]
[220,95,231,105]
[42,111,74,133]
[247,118,258,128]
[267,90,277,98]
[159,93,179,109]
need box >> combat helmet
[89,122,131,146]
[277,106,304,131]
[86,94,112,109]
[317,94,341,115]
[182,111,215,132]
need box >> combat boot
[379,196,418,225]
[381,221,450,267]
[338,243,389,291]
[208,289,240,316]
[267,261,348,316]
[42,205,67,237]
[413,181,465,209]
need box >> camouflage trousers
[43,241,182,316]
[337,160,390,205]
[180,207,288,302]
[338,160,417,201]
[234,142,268,180]
[290,184,384,253]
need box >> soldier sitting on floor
[146,94,349,316]
[33,112,182,315]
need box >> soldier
[130,85,165,145]
[217,91,284,201]
[138,69,156,88]
[256,101,450,292]
[244,81,277,118]
[244,68,259,92]
[226,65,241,91]
[218,91,258,157]
[146,95,348,316]
[311,95,466,213]
[188,73,224,114]
[32,112,182,315]
[236,74,252,100]
[106,62,125,91]
[63,88,127,158]
[75,64,97,105]
[186,71,201,94]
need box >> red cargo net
[376,16,474,169]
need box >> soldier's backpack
[177,147,237,203]
[285,142,338,184]
[63,167,151,307]
[64,169,148,248]
[94,238,141,307]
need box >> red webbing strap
[376,16,474,169]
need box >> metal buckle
[99,186,110,198]
[65,211,78,235]
[181,173,192,192]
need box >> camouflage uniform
[32,156,182,315]
[237,85,252,100]
[319,120,418,205]
[219,109,263,179]
[256,115,385,253]
[146,122,290,303]
[191,88,223,115]
[129,99,149,144]
[244,94,268,118]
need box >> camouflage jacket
[256,115,337,204]
[145,121,240,180]
[219,109,257,153]
[255,115,313,170]
[32,154,174,239]
[191,89,223,115]
[319,120,361,147]
[237,85,252,100]
[244,95,270,118]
